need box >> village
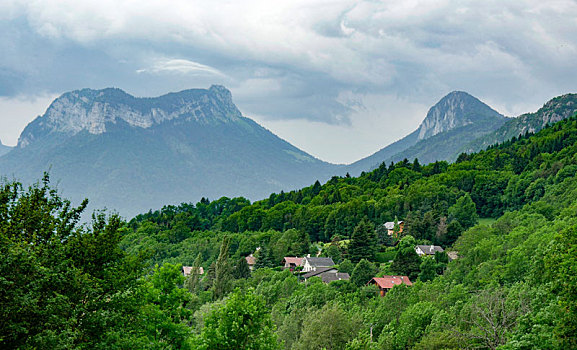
[182,220,457,297]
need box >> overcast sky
[1,0,576,164]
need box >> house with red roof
[369,276,413,296]
[282,257,304,271]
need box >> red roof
[370,276,412,289]
[283,257,303,266]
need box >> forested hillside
[3,115,577,349]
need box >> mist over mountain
[0,86,341,217]
[0,139,11,157]
[348,91,507,174]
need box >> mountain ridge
[17,85,240,148]
[347,90,506,174]
[1,86,341,216]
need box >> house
[415,245,444,256]
[182,266,204,276]
[282,257,303,271]
[302,267,350,283]
[245,254,256,271]
[302,256,335,272]
[384,221,404,236]
[369,276,412,296]
[447,251,459,261]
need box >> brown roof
[370,276,412,289]
[245,255,256,265]
[283,257,303,266]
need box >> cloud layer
[1,0,576,162]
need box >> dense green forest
[3,116,577,349]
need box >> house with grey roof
[383,220,404,236]
[302,256,335,272]
[415,245,444,256]
[302,267,350,283]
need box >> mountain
[0,139,11,157]
[458,93,577,155]
[0,86,341,217]
[348,91,507,174]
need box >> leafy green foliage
[196,289,278,350]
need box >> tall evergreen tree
[391,236,421,281]
[233,257,251,279]
[213,236,232,299]
[185,253,204,293]
[448,193,479,229]
[351,259,377,287]
[348,218,377,263]
[293,229,311,256]
[255,246,276,269]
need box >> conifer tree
[351,259,376,287]
[213,236,232,299]
[255,246,276,269]
[233,257,251,279]
[185,253,204,293]
[348,218,377,263]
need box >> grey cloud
[1,0,576,128]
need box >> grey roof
[304,257,335,267]
[384,221,403,230]
[302,267,337,279]
[302,268,350,283]
[321,272,350,283]
[416,245,444,255]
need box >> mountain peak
[416,91,504,140]
[17,86,243,148]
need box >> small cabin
[182,266,204,276]
[369,276,412,296]
[245,254,256,271]
[384,221,404,237]
[282,257,304,271]
[415,245,444,256]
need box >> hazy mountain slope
[458,93,577,156]
[0,139,11,157]
[348,91,506,174]
[0,86,341,216]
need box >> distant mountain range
[458,93,577,154]
[348,92,577,174]
[0,86,339,216]
[1,86,576,217]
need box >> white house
[302,257,335,272]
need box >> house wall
[302,260,314,272]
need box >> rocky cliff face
[347,91,506,174]
[1,86,340,216]
[416,91,505,140]
[17,85,240,148]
